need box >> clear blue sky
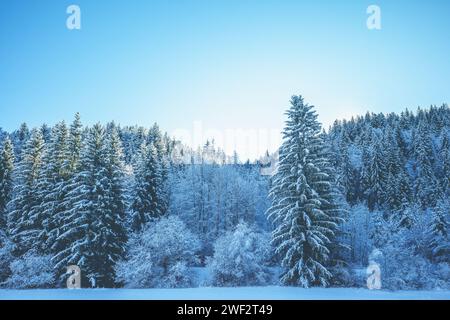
[1,0,449,158]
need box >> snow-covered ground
[0,287,448,300]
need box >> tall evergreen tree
[267,96,342,287]
[102,126,128,268]
[414,121,438,208]
[50,115,84,284]
[34,122,69,253]
[148,123,169,213]
[383,128,411,210]
[0,138,15,230]
[364,134,386,211]
[52,124,126,287]
[130,142,163,231]
[7,129,45,254]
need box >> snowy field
[0,287,449,300]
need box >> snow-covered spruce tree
[34,122,69,254]
[12,123,30,162]
[40,124,52,143]
[427,199,449,263]
[0,137,15,230]
[49,114,84,283]
[383,128,411,211]
[267,95,342,287]
[130,142,164,232]
[7,129,45,254]
[364,134,387,211]
[102,125,128,269]
[67,113,83,174]
[413,121,439,208]
[147,123,170,214]
[52,124,127,288]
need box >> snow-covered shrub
[116,215,200,288]
[208,222,272,287]
[431,263,450,290]
[335,203,450,290]
[5,250,55,289]
[369,213,449,290]
[329,265,357,287]
[0,231,14,285]
[160,261,195,288]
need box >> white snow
[0,287,448,300]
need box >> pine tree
[7,129,45,254]
[130,142,163,231]
[267,95,342,287]
[0,138,15,230]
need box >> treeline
[327,105,450,211]
[0,100,449,290]
[0,115,271,288]
[326,104,450,288]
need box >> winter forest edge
[0,95,449,292]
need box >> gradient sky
[1,0,449,159]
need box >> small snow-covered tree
[162,261,193,289]
[5,250,55,289]
[116,215,200,288]
[267,95,342,287]
[208,222,272,287]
